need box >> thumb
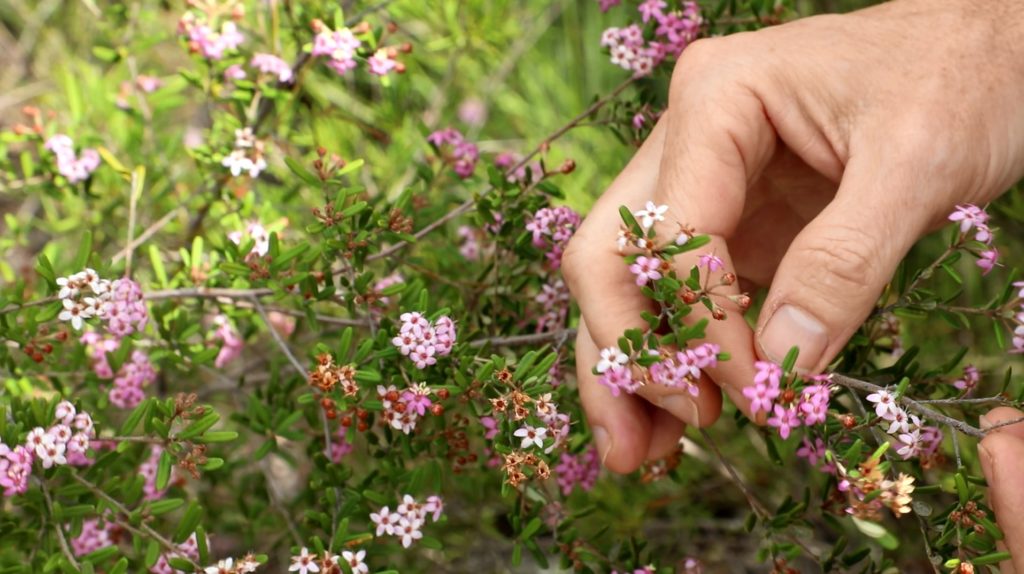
[755,159,933,373]
[980,407,1024,573]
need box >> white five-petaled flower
[370,506,396,536]
[595,347,628,374]
[885,408,910,434]
[514,425,548,449]
[341,549,369,574]
[866,389,899,420]
[36,437,66,468]
[288,547,319,573]
[396,517,423,548]
[633,201,668,230]
[59,298,92,330]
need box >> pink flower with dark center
[977,248,999,275]
[767,405,801,439]
[629,256,663,286]
[698,253,724,273]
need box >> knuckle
[797,225,882,301]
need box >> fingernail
[593,426,613,465]
[660,395,700,426]
[979,443,995,481]
[980,413,995,430]
[758,304,829,372]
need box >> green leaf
[74,230,93,271]
[285,157,322,186]
[197,431,238,443]
[972,551,1012,566]
[149,245,168,287]
[155,451,172,491]
[520,517,543,540]
[955,473,969,506]
[148,498,184,515]
[176,410,220,440]
[618,205,644,237]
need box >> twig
[917,395,1014,406]
[363,77,636,264]
[125,169,142,277]
[252,298,307,377]
[70,469,202,572]
[469,328,577,348]
[40,481,81,570]
[112,207,184,264]
[831,375,985,438]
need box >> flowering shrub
[0,0,1021,573]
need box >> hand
[564,0,1024,473]
[979,408,1024,573]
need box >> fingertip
[645,407,686,461]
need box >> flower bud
[357,421,369,432]
[840,414,856,429]
[437,388,450,399]
[681,290,698,304]
[733,294,751,310]
[431,404,444,416]
[559,159,576,174]
[341,415,352,427]
[711,307,726,321]
[722,272,736,285]
[394,402,407,414]
[385,390,399,402]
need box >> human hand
[979,408,1024,573]
[564,0,1024,473]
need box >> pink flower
[977,248,1000,275]
[866,389,899,419]
[638,0,667,22]
[480,416,499,440]
[953,364,980,393]
[370,506,396,536]
[598,0,622,12]
[525,206,581,269]
[0,443,32,496]
[224,64,246,80]
[948,204,989,235]
[629,256,663,286]
[796,437,826,466]
[767,404,801,439]
[250,53,293,83]
[367,49,397,76]
[753,361,782,388]
[597,365,639,397]
[554,446,601,495]
[698,253,724,273]
[632,112,647,129]
[401,383,433,416]
[743,381,779,415]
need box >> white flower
[68,433,90,454]
[596,347,628,374]
[514,425,548,449]
[36,437,67,468]
[205,558,234,574]
[59,298,89,330]
[341,549,368,574]
[370,506,396,536]
[885,408,909,434]
[73,412,94,435]
[26,427,48,449]
[633,201,668,230]
[54,401,76,424]
[48,424,72,444]
[616,229,629,252]
[396,517,423,548]
[866,389,899,420]
[236,556,261,573]
[56,277,78,300]
[897,430,922,459]
[288,547,319,573]
[397,494,421,520]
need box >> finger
[646,406,687,461]
[564,116,723,427]
[754,155,936,374]
[652,43,780,415]
[576,319,655,473]
[980,407,1024,573]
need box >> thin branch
[917,395,1014,406]
[40,481,81,570]
[124,168,142,277]
[832,375,985,438]
[70,469,202,572]
[364,77,636,264]
[469,328,577,348]
[252,297,308,377]
[112,207,184,264]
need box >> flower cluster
[222,127,267,178]
[177,8,245,60]
[151,533,201,574]
[249,53,292,82]
[493,389,571,487]
[949,204,1000,274]
[525,206,581,269]
[56,269,148,335]
[203,555,261,574]
[595,343,720,397]
[45,134,100,184]
[535,279,571,333]
[554,446,601,495]
[600,1,702,76]
[427,128,479,179]
[391,312,456,368]
[211,314,244,369]
[0,401,96,497]
[81,332,157,408]
[835,459,916,519]
[494,152,541,185]
[866,389,944,461]
[228,221,271,258]
[741,362,832,439]
[311,21,362,74]
[457,225,482,260]
[376,383,444,435]
[952,364,981,394]
[71,518,119,556]
[370,494,444,548]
